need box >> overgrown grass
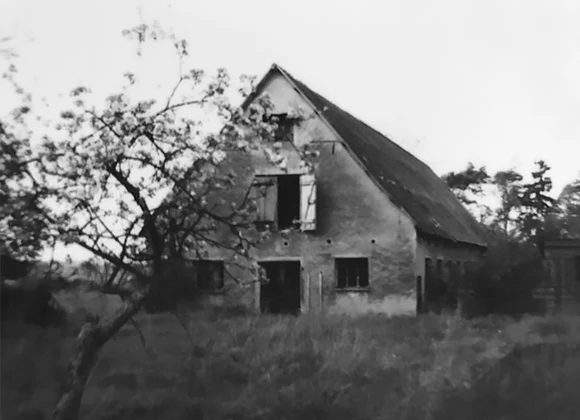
[2,297,580,420]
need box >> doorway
[259,261,301,314]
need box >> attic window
[336,258,369,289]
[266,113,294,143]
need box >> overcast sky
[2,0,579,189]
[1,0,579,259]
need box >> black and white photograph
[1,1,579,419]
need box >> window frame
[335,257,370,291]
[192,259,225,292]
[251,173,315,232]
[266,113,295,143]
[251,175,278,230]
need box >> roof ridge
[248,63,487,247]
[281,67,438,181]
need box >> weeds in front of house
[2,297,580,420]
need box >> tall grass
[2,305,580,420]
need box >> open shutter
[252,176,277,222]
[299,173,316,231]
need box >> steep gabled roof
[247,64,487,248]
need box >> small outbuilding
[539,239,580,314]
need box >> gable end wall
[194,73,421,315]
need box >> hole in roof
[284,241,289,246]
[326,239,332,245]
[371,239,376,244]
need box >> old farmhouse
[186,64,487,316]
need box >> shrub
[463,233,546,317]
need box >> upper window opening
[266,113,295,143]
[251,173,316,232]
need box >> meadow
[2,288,580,420]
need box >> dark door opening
[259,261,301,314]
[277,175,300,229]
[425,258,442,313]
[416,275,425,314]
[425,258,452,314]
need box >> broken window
[192,260,224,291]
[251,174,316,231]
[266,113,295,143]
[336,258,369,289]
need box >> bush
[463,233,546,317]
[1,282,67,329]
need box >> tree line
[442,161,579,316]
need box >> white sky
[1,0,579,260]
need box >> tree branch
[75,239,142,278]
[106,164,163,258]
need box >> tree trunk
[52,322,103,420]
[52,293,144,420]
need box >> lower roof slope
[277,65,487,248]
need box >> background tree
[442,163,491,222]
[556,175,580,238]
[0,65,52,261]
[517,160,558,243]
[492,169,523,236]
[442,161,564,316]
[442,162,491,205]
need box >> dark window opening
[253,174,300,230]
[259,261,301,314]
[576,257,580,282]
[336,258,369,289]
[193,260,224,291]
[277,175,300,229]
[266,113,294,143]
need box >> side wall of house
[414,239,484,312]
[194,73,418,316]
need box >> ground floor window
[193,260,224,291]
[335,257,369,289]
